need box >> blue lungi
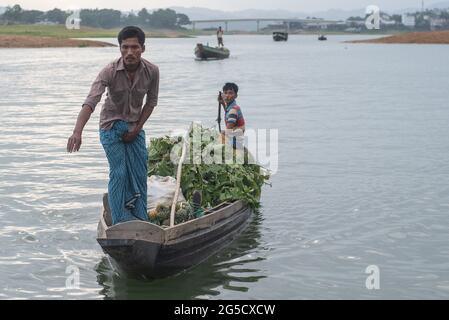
[100,120,149,224]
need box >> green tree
[45,8,68,24]
[440,10,449,21]
[347,16,364,21]
[3,4,23,22]
[21,10,44,24]
[123,12,140,26]
[176,13,190,26]
[390,14,402,24]
[97,9,121,28]
[149,8,177,28]
[415,11,431,30]
[138,8,151,26]
[80,8,121,28]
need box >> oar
[217,91,222,133]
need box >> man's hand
[122,130,139,143]
[67,104,94,153]
[67,131,82,153]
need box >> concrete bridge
[189,18,342,32]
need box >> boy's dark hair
[118,26,145,47]
[223,82,238,93]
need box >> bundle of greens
[147,124,270,214]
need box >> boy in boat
[218,82,245,149]
[67,26,159,225]
[217,26,224,47]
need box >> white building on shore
[401,14,416,27]
[430,18,446,30]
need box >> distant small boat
[273,32,288,42]
[318,35,327,41]
[194,43,230,60]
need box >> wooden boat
[273,31,288,42]
[194,43,230,60]
[318,35,327,41]
[97,193,253,277]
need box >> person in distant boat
[66,26,159,225]
[217,26,224,47]
[218,82,245,149]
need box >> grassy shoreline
[0,24,196,48]
[0,24,194,39]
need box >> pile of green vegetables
[147,124,269,212]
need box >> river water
[1,34,449,299]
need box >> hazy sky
[0,1,431,12]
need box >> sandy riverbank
[348,30,449,44]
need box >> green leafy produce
[148,136,179,177]
[147,124,270,211]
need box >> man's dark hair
[223,82,238,93]
[118,26,145,47]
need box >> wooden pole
[169,126,190,227]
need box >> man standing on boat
[217,26,224,47]
[67,26,159,225]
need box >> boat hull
[273,32,288,41]
[195,43,230,60]
[97,196,253,277]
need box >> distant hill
[306,8,365,20]
[169,7,308,30]
[170,6,360,31]
[428,1,449,9]
[390,1,449,13]
[170,6,363,21]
